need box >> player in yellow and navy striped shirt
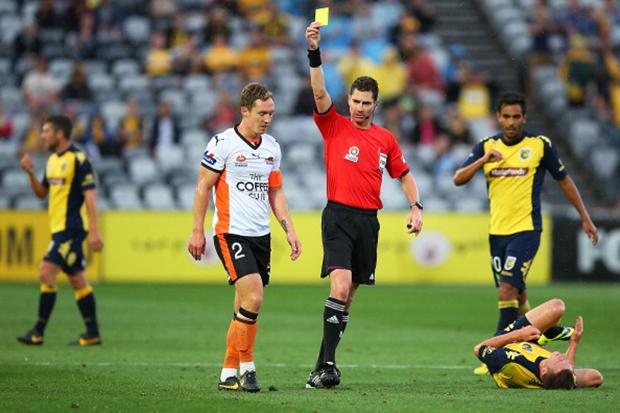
[454,92,599,374]
[474,298,604,390]
[17,114,104,347]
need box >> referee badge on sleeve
[378,151,387,172]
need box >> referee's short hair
[240,82,273,110]
[497,92,527,114]
[350,76,379,101]
[45,114,73,140]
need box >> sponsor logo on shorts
[344,146,359,163]
[489,167,529,177]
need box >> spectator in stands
[65,0,88,33]
[0,102,14,140]
[22,57,60,114]
[36,0,62,29]
[173,35,201,75]
[93,0,124,38]
[389,14,421,48]
[293,77,317,116]
[338,41,376,91]
[73,12,97,60]
[352,0,385,41]
[455,66,495,122]
[205,91,237,134]
[431,133,457,184]
[20,113,47,155]
[410,104,444,146]
[405,0,436,34]
[12,23,41,67]
[203,34,238,74]
[560,0,599,41]
[167,15,189,50]
[117,97,143,150]
[150,100,180,158]
[382,99,406,144]
[61,63,93,103]
[238,30,271,82]
[150,0,176,22]
[258,2,290,46]
[203,7,231,44]
[145,32,173,77]
[403,35,443,93]
[85,108,121,158]
[445,107,472,145]
[599,0,620,45]
[374,47,408,102]
[559,35,595,107]
[527,0,560,97]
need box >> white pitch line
[25,361,470,370]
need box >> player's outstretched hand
[89,229,104,252]
[519,325,541,342]
[572,316,583,344]
[287,232,302,261]
[188,230,206,261]
[407,208,423,235]
[483,149,503,163]
[583,220,599,246]
[305,22,321,50]
[20,153,34,175]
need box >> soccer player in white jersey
[188,83,302,392]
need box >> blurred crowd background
[0,0,618,213]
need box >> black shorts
[43,230,87,275]
[320,201,379,285]
[213,233,271,286]
[489,231,541,292]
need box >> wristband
[307,48,322,67]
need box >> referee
[304,22,423,389]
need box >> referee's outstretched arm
[305,22,332,114]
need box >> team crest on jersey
[345,146,360,163]
[521,343,533,352]
[504,256,517,271]
[235,154,248,167]
[265,156,274,165]
[61,160,68,172]
[520,148,531,160]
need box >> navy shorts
[44,230,87,275]
[320,201,379,285]
[213,233,271,286]
[489,231,541,292]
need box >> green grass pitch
[1,283,618,412]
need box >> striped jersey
[201,126,282,236]
[478,342,552,389]
[461,132,567,235]
[42,145,96,233]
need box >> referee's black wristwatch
[410,201,423,210]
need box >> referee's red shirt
[313,104,410,210]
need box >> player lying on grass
[474,298,604,389]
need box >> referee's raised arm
[305,22,332,114]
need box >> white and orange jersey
[201,126,283,236]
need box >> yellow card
[315,7,329,26]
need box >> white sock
[239,362,255,375]
[220,368,237,382]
